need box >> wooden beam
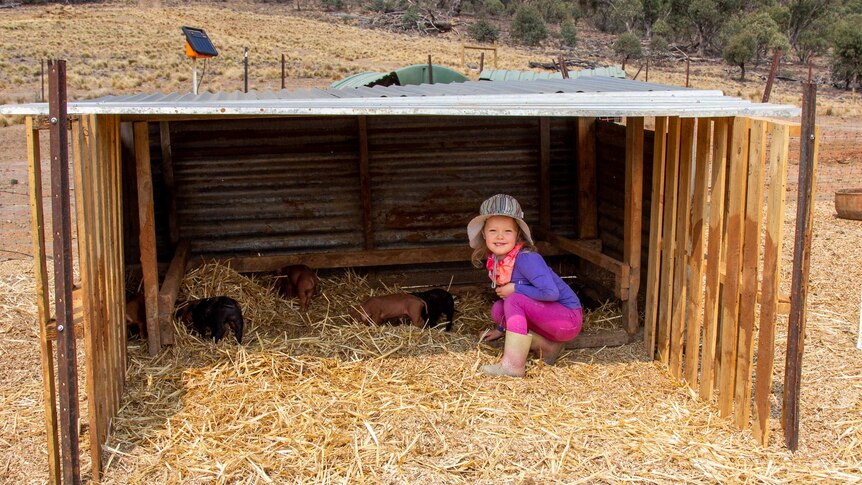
[753,122,791,446]
[218,242,569,274]
[734,119,768,429]
[358,116,374,250]
[158,240,191,346]
[159,121,180,247]
[541,231,626,278]
[539,117,551,235]
[26,116,61,485]
[643,116,668,357]
[656,117,681,364]
[134,121,161,356]
[76,115,103,481]
[577,117,597,238]
[623,117,644,335]
[718,116,751,418]
[699,117,731,401]
[565,328,630,349]
[683,117,711,390]
[669,118,695,378]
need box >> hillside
[0,0,859,123]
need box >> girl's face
[483,215,519,257]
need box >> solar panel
[181,26,218,57]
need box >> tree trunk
[739,63,746,81]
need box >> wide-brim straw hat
[467,194,534,249]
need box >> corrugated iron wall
[137,116,586,260]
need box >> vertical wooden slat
[656,117,682,364]
[734,119,768,428]
[784,82,819,449]
[75,115,102,480]
[718,116,751,417]
[577,117,597,239]
[358,116,373,250]
[112,116,127,396]
[48,59,81,484]
[753,122,791,445]
[669,118,695,378]
[134,121,161,356]
[539,117,551,235]
[27,117,61,485]
[623,117,644,335]
[99,115,119,422]
[700,117,731,400]
[159,121,180,247]
[683,117,712,389]
[644,116,667,356]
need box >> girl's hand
[495,283,515,299]
[479,328,504,343]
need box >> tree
[510,5,549,46]
[785,0,838,54]
[830,14,862,88]
[723,30,756,80]
[613,31,644,69]
[746,11,790,67]
[688,0,744,56]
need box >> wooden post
[244,47,249,93]
[623,117,644,335]
[358,116,373,250]
[685,58,690,87]
[699,117,731,400]
[683,117,712,389]
[669,118,695,378]
[734,119,767,429]
[784,83,818,451]
[656,117,682,364]
[645,57,649,83]
[753,121,791,445]
[539,118,551,235]
[576,118,597,239]
[134,122,161,355]
[428,55,434,84]
[762,50,781,103]
[718,116,750,418]
[281,53,286,90]
[48,59,82,485]
[479,52,484,73]
[643,117,667,356]
[159,122,179,247]
[27,117,61,485]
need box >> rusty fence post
[762,50,781,103]
[783,82,817,451]
[281,54,285,90]
[48,59,82,484]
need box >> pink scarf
[486,243,523,287]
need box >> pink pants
[492,293,583,342]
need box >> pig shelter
[2,75,818,482]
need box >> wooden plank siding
[643,117,667,357]
[656,117,682,364]
[669,118,695,378]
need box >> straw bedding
[1,201,861,483]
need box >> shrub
[482,0,505,16]
[613,31,643,67]
[723,30,756,80]
[469,20,500,43]
[560,21,578,48]
[511,5,549,46]
[322,0,344,11]
[831,15,862,88]
[649,35,669,57]
[401,6,420,30]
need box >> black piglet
[177,296,244,344]
[410,288,455,331]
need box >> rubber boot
[529,331,566,365]
[481,331,532,377]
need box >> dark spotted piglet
[275,264,318,312]
[177,297,244,344]
[411,288,455,331]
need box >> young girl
[467,194,583,377]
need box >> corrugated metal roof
[479,66,626,81]
[0,77,800,118]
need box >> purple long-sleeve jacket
[509,251,581,310]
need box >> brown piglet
[349,293,427,328]
[276,264,318,312]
